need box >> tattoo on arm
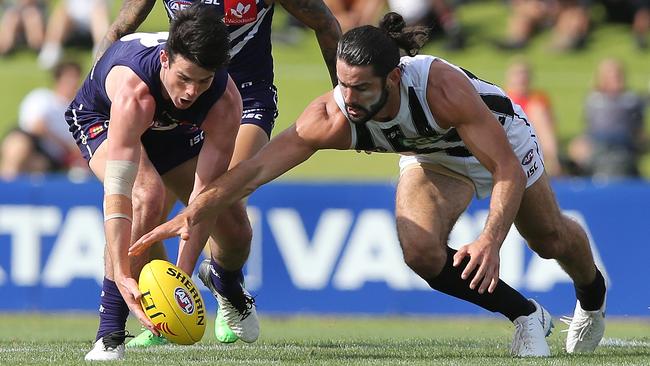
[278,0,342,86]
[94,0,156,60]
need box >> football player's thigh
[161,156,198,205]
[514,172,563,238]
[229,124,270,169]
[396,166,474,246]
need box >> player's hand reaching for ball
[113,274,159,336]
[129,211,192,257]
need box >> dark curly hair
[336,12,429,78]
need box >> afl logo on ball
[174,287,195,315]
[521,149,535,165]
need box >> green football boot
[215,310,239,343]
[126,329,169,348]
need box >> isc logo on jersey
[139,260,206,345]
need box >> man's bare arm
[103,68,158,332]
[429,62,525,250]
[278,0,342,86]
[427,61,526,293]
[130,93,351,253]
[94,0,156,60]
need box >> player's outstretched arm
[94,0,156,60]
[278,0,342,86]
[131,93,351,254]
[130,124,318,255]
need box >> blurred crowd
[0,0,647,180]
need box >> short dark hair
[337,12,429,78]
[166,3,230,71]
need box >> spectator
[323,0,385,31]
[0,0,45,56]
[38,0,110,69]
[497,0,590,51]
[600,0,650,50]
[387,0,465,50]
[505,60,563,176]
[568,58,646,177]
[0,61,84,179]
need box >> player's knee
[526,227,562,259]
[401,240,446,279]
[215,204,252,249]
[131,181,166,222]
[223,220,252,247]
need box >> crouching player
[65,4,259,361]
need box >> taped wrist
[103,160,137,222]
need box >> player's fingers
[179,231,190,241]
[488,276,499,294]
[122,283,159,336]
[131,305,158,336]
[128,237,153,256]
[477,266,493,294]
[476,257,496,293]
[129,230,159,255]
[470,262,487,290]
[461,256,479,280]
[453,246,468,267]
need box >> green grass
[0,1,648,179]
[0,314,649,365]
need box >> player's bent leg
[397,164,550,357]
[206,123,268,343]
[198,257,258,343]
[515,173,606,353]
[396,165,474,279]
[201,203,258,343]
[87,143,168,358]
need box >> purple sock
[209,259,244,298]
[95,277,130,341]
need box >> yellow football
[138,260,206,345]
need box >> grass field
[1,314,649,365]
[0,1,649,179]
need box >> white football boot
[510,299,554,357]
[562,294,606,353]
[84,330,131,361]
[198,259,260,343]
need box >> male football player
[133,12,608,357]
[96,0,342,346]
[66,4,254,360]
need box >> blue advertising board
[0,176,648,317]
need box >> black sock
[425,247,535,322]
[575,267,606,311]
